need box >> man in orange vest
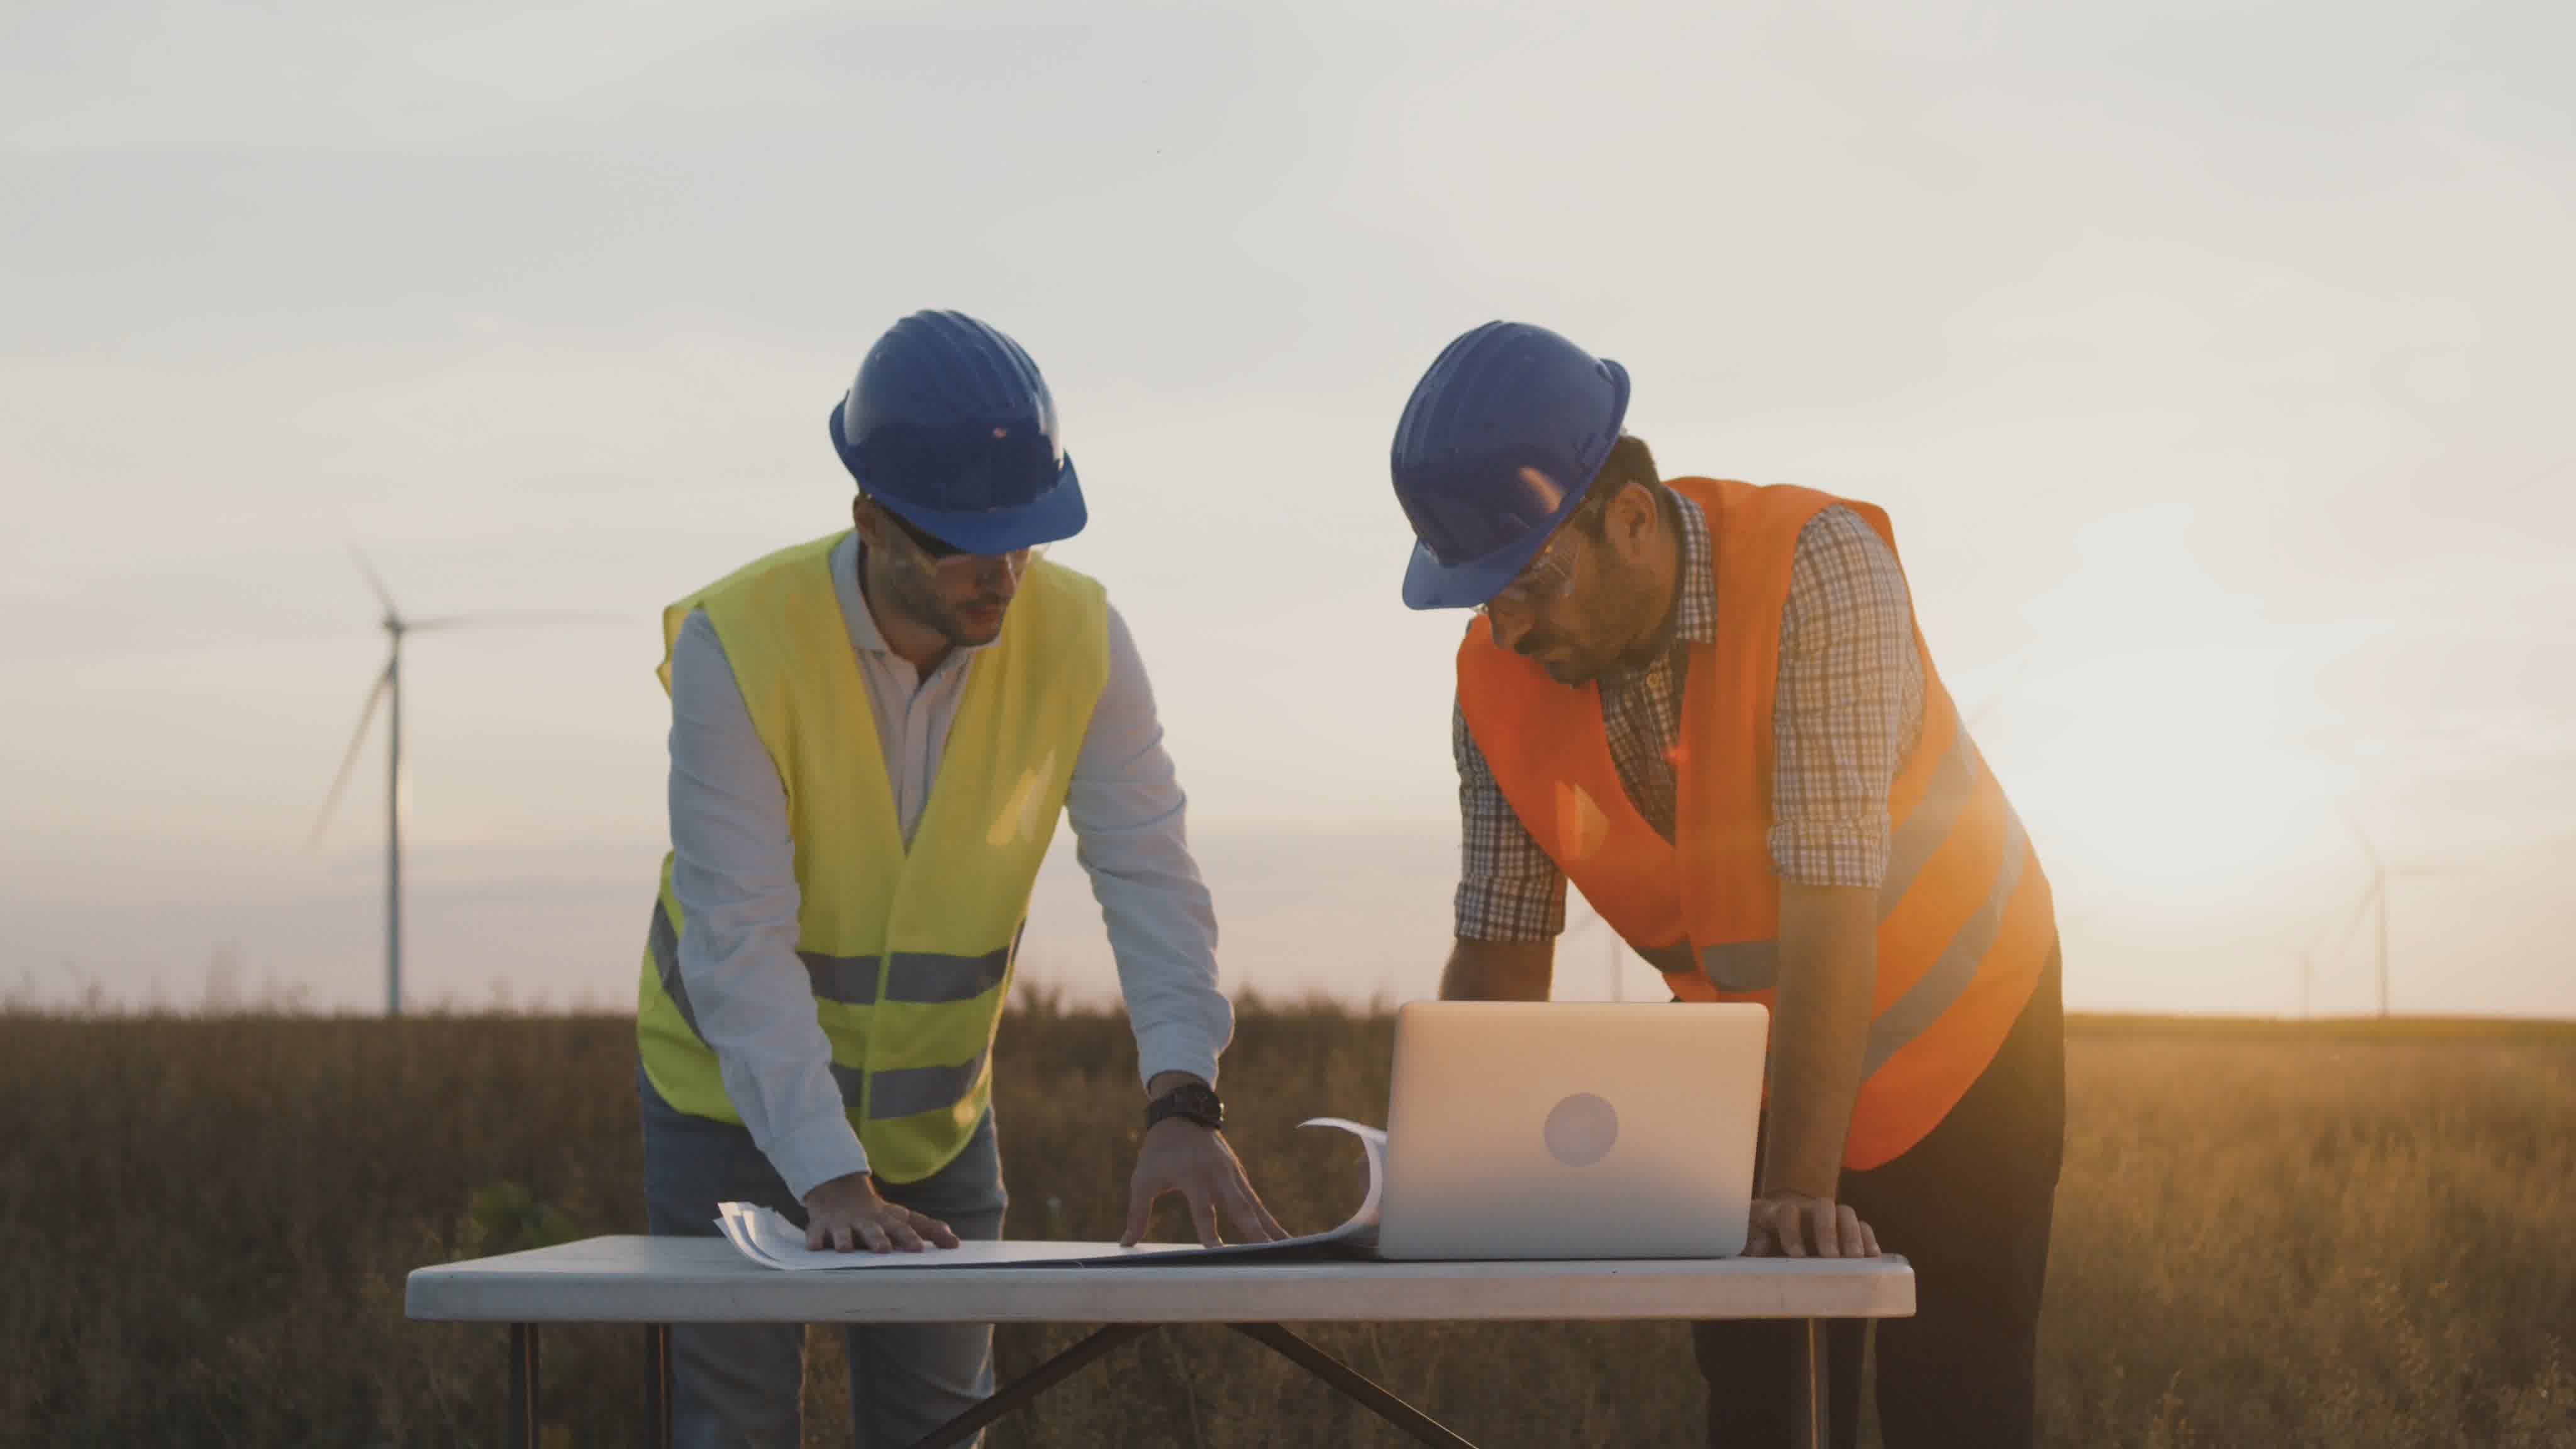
[1389,321,2065,1449]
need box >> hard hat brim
[870,464,1087,555]
[1398,494,1573,611]
[830,402,1089,554]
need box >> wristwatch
[1146,1082,1224,1131]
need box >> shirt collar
[832,531,894,656]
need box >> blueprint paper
[713,1118,1385,1270]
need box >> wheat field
[1,1002,2568,1447]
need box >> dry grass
[1,1002,2568,1447]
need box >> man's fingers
[1230,1161,1289,1241]
[1860,1219,1882,1257]
[912,1209,962,1249]
[856,1217,892,1253]
[1211,1170,1263,1241]
[882,1213,924,1252]
[1223,1179,1282,1243]
[806,1219,826,1252]
[1241,1181,1288,1242]
[1119,1177,1157,1248]
[1836,1204,1866,1259]
[1808,1200,1841,1259]
[1780,1203,1811,1258]
[1187,1182,1223,1248]
[830,1218,859,1253]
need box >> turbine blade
[343,538,397,616]
[310,662,393,848]
[2318,877,2379,974]
[404,608,623,633]
[2494,451,2576,506]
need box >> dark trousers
[637,1067,1009,1449]
[1694,947,2065,1449]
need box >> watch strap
[1146,1082,1224,1130]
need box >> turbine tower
[2312,809,2440,1019]
[310,551,583,1016]
[2348,819,2390,1019]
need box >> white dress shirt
[664,533,1231,1199]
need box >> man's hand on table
[1746,1192,1881,1258]
[801,1170,962,1253]
[1120,1119,1287,1248]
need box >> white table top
[406,1236,1914,1325]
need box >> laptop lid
[1375,1000,1768,1260]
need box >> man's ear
[1609,481,1658,557]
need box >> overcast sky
[4,0,2570,1018]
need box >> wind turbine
[309,550,597,1016]
[2293,898,2353,1020]
[2348,817,2392,1018]
[2304,809,2444,1019]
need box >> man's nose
[981,551,1029,595]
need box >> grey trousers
[638,1067,1008,1449]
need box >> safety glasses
[877,505,1045,579]
[1475,502,1595,617]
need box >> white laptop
[1374,1000,1768,1260]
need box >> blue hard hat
[1389,321,1631,610]
[830,310,1087,554]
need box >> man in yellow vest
[1388,322,2065,1449]
[637,310,1282,1448]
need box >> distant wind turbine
[2293,902,2351,1021]
[2303,809,2445,1019]
[308,547,607,1016]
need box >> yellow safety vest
[635,533,1109,1183]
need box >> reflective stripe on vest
[1861,802,2027,1079]
[634,535,1109,1182]
[648,899,1019,1018]
[1690,700,1988,997]
[1694,765,2033,1086]
[830,1053,991,1121]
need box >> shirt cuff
[1133,1021,1222,1094]
[1766,819,1892,889]
[1453,875,1567,941]
[767,1112,870,1202]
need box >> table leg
[902,1323,1155,1449]
[506,1323,541,1449]
[1229,1323,1476,1448]
[644,1323,673,1449]
[1790,1318,1827,1449]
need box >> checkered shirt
[1453,492,1926,940]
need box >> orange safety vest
[1457,476,2056,1170]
